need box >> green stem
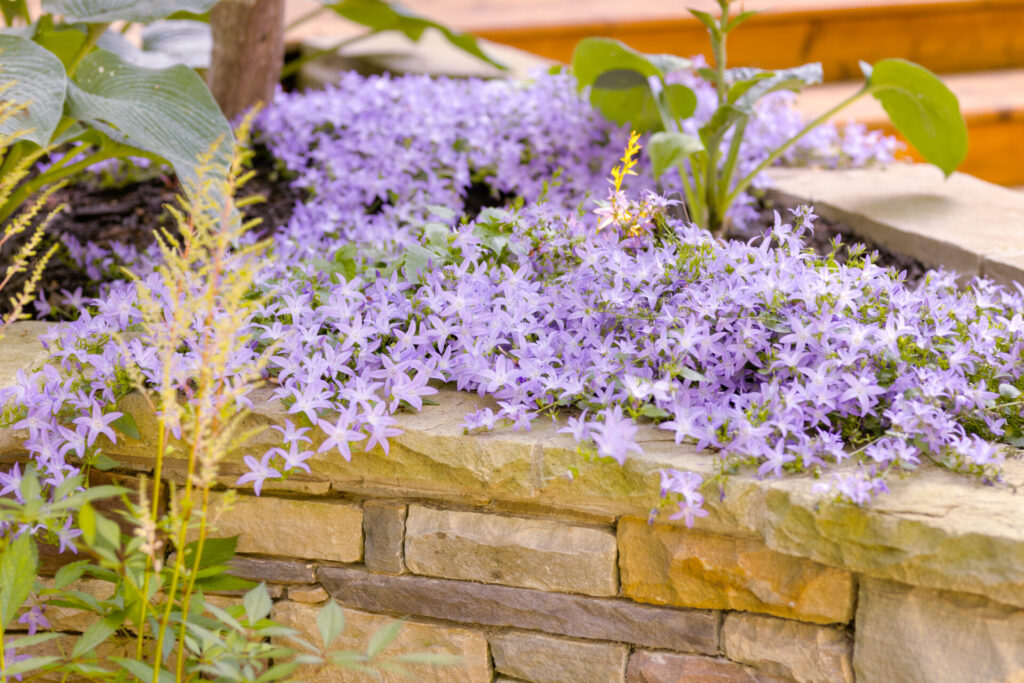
[281,33,372,79]
[66,24,108,78]
[717,118,747,205]
[0,149,111,224]
[726,84,871,207]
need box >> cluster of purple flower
[6,68,1006,534]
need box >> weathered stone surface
[619,518,854,624]
[626,651,784,683]
[854,577,1024,683]
[490,631,628,683]
[290,586,329,603]
[228,556,317,584]
[363,501,406,574]
[319,566,718,654]
[723,613,853,683]
[207,492,362,562]
[273,600,490,682]
[405,505,618,596]
[0,321,50,388]
[28,578,114,632]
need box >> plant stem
[726,84,870,207]
[66,24,108,78]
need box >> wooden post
[207,0,286,120]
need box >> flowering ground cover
[2,68,1016,531]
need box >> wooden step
[795,69,1024,186]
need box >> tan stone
[618,518,854,624]
[206,491,362,562]
[722,613,854,683]
[363,501,406,574]
[626,651,784,683]
[290,586,329,603]
[405,505,618,596]
[272,600,491,682]
[0,321,51,389]
[490,631,628,683]
[39,578,115,632]
[854,577,1024,683]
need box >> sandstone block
[626,651,784,683]
[289,586,329,603]
[722,613,853,683]
[405,505,617,596]
[319,566,718,654]
[208,492,362,562]
[363,501,406,574]
[272,600,490,682]
[228,556,317,584]
[854,577,1024,683]
[618,518,854,624]
[490,631,628,683]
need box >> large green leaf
[41,0,218,24]
[649,131,704,178]
[0,533,38,629]
[325,0,505,70]
[64,48,232,186]
[867,58,967,177]
[728,63,823,111]
[571,37,661,90]
[0,33,67,145]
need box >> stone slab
[228,556,317,584]
[618,518,855,624]
[405,505,618,596]
[490,631,628,683]
[363,501,407,575]
[273,600,491,682]
[319,565,719,654]
[207,492,362,562]
[626,651,784,683]
[290,586,329,603]
[723,613,854,683]
[854,577,1024,683]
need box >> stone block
[228,556,317,584]
[626,651,784,683]
[490,631,628,683]
[363,501,406,574]
[854,577,1024,683]
[272,600,491,682]
[289,586,329,603]
[405,505,617,596]
[722,613,853,683]
[319,566,718,654]
[208,492,362,562]
[618,518,854,624]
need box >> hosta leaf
[65,48,232,187]
[867,58,967,177]
[41,0,218,24]
[649,131,704,178]
[140,20,211,69]
[0,34,67,146]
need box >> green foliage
[570,0,967,233]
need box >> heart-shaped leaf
[867,58,967,177]
[41,0,219,24]
[572,37,661,90]
[64,48,232,187]
[664,83,697,120]
[649,131,704,178]
[0,34,67,146]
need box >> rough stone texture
[854,577,1024,683]
[0,322,57,457]
[766,164,1024,278]
[27,578,115,632]
[273,600,491,682]
[723,613,854,683]
[405,505,618,596]
[289,586,329,603]
[319,565,718,654]
[490,631,628,683]
[626,651,784,683]
[207,491,362,562]
[363,501,407,574]
[228,556,317,584]
[618,518,854,624]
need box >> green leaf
[243,584,272,624]
[0,0,30,26]
[571,37,661,89]
[592,68,649,90]
[8,632,64,648]
[648,131,704,178]
[34,26,87,70]
[0,533,37,629]
[688,8,721,38]
[729,63,823,111]
[88,453,121,471]
[317,599,345,647]
[0,34,67,146]
[78,501,97,546]
[194,573,256,593]
[64,48,233,189]
[589,85,663,132]
[111,657,177,683]
[71,609,126,658]
[1,655,61,675]
[664,83,697,120]
[140,20,211,69]
[93,508,121,551]
[366,619,403,659]
[41,0,219,24]
[184,534,238,570]
[725,9,762,32]
[53,559,89,589]
[867,58,967,177]
[639,404,671,419]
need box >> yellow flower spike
[611,130,642,193]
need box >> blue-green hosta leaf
[96,21,210,69]
[0,34,67,146]
[867,58,967,177]
[65,48,232,187]
[729,63,823,111]
[41,0,218,24]
[649,131,704,178]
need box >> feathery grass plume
[0,83,62,338]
